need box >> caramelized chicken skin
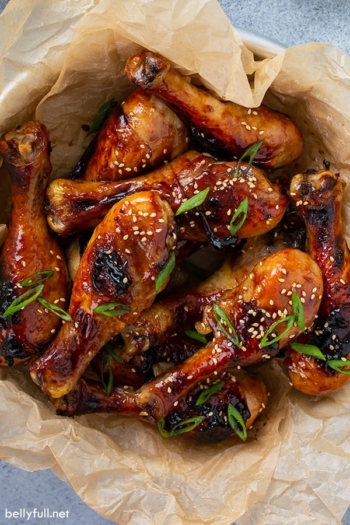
[134,248,323,420]
[54,368,268,444]
[124,50,303,169]
[46,150,288,240]
[0,122,69,366]
[285,170,350,395]
[74,88,189,182]
[30,191,177,398]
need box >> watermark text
[5,508,70,520]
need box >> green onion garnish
[260,291,307,348]
[2,284,44,318]
[20,270,54,287]
[290,342,326,360]
[290,342,350,375]
[233,139,264,178]
[104,342,124,363]
[93,303,132,317]
[227,403,247,441]
[185,329,208,344]
[155,251,176,293]
[195,380,225,405]
[100,353,114,395]
[327,359,350,375]
[229,197,249,235]
[213,303,240,346]
[292,292,305,332]
[38,298,72,321]
[87,99,116,136]
[260,315,294,348]
[157,416,205,438]
[175,187,210,216]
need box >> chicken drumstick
[0,122,69,366]
[30,191,177,398]
[285,169,350,395]
[124,50,303,169]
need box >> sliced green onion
[20,270,54,287]
[227,403,247,441]
[290,342,326,360]
[260,314,294,348]
[195,380,225,406]
[155,251,176,293]
[87,99,116,135]
[229,197,249,235]
[2,284,44,318]
[233,139,264,178]
[38,298,72,321]
[104,342,124,363]
[185,329,207,344]
[100,354,114,395]
[292,292,305,332]
[157,416,205,438]
[327,359,350,375]
[175,187,210,216]
[93,302,132,317]
[213,303,240,346]
[182,260,206,281]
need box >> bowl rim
[237,27,286,58]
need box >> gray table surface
[0,0,350,524]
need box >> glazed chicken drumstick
[72,88,189,182]
[120,218,304,357]
[0,121,69,366]
[30,191,177,398]
[124,50,303,169]
[54,368,268,444]
[133,248,323,421]
[47,150,288,241]
[285,169,350,395]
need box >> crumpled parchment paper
[1,1,350,524]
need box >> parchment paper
[1,1,350,524]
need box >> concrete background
[0,0,350,524]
